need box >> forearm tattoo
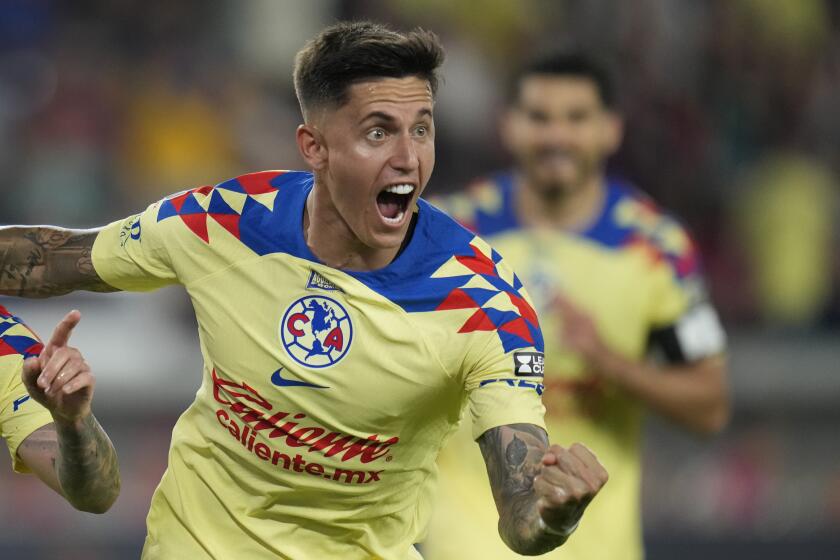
[478,424,566,555]
[54,414,121,513]
[0,227,116,297]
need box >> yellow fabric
[92,171,545,560]
[735,153,836,326]
[0,310,52,473]
[425,179,708,560]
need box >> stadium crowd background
[0,0,838,558]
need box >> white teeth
[384,184,415,195]
[382,211,405,225]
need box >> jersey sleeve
[0,313,52,473]
[92,201,178,291]
[457,250,547,440]
[464,336,547,440]
[646,220,727,363]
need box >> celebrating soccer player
[0,306,120,513]
[0,23,606,559]
[426,50,730,559]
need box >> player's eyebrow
[359,111,397,125]
[359,108,433,126]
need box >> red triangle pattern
[436,288,478,311]
[24,342,44,356]
[169,191,192,213]
[507,292,538,326]
[456,245,497,277]
[499,317,534,344]
[210,213,241,240]
[458,308,497,333]
[239,171,283,195]
[0,340,16,357]
[674,249,698,278]
[179,213,209,243]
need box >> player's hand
[21,310,95,423]
[553,295,610,367]
[533,443,608,535]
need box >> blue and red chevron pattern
[432,243,543,353]
[457,171,702,282]
[156,170,288,245]
[0,305,44,359]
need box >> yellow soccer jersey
[425,173,726,560]
[0,305,52,473]
[91,171,546,560]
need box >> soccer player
[0,23,607,559]
[425,50,730,559]
[1,305,120,513]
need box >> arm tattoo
[18,417,120,512]
[17,423,60,480]
[0,227,117,297]
[478,423,566,555]
[53,414,121,513]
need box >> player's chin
[365,226,408,252]
[535,170,581,195]
[364,218,411,251]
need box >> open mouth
[376,183,415,225]
[537,148,575,165]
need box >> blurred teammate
[0,23,607,559]
[1,305,120,513]
[426,51,729,559]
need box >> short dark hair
[513,49,616,109]
[293,21,445,119]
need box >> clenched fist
[534,442,608,535]
[21,310,96,423]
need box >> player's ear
[499,107,520,153]
[602,111,624,155]
[296,123,328,171]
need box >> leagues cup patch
[281,296,353,368]
[513,351,545,377]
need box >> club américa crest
[280,296,353,368]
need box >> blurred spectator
[117,59,238,206]
[733,152,837,327]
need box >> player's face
[314,76,435,251]
[502,76,622,197]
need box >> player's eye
[413,125,428,137]
[366,128,386,141]
[568,108,591,123]
[526,110,549,124]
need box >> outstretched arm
[17,311,120,513]
[0,227,117,297]
[478,423,607,555]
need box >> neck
[303,181,401,271]
[516,173,606,231]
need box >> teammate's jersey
[425,172,726,560]
[91,170,546,560]
[0,305,52,473]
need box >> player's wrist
[537,515,579,539]
[51,409,92,428]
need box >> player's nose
[388,132,419,173]
[536,118,576,147]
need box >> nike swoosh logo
[270,368,328,389]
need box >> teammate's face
[502,76,622,197]
[307,76,435,251]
